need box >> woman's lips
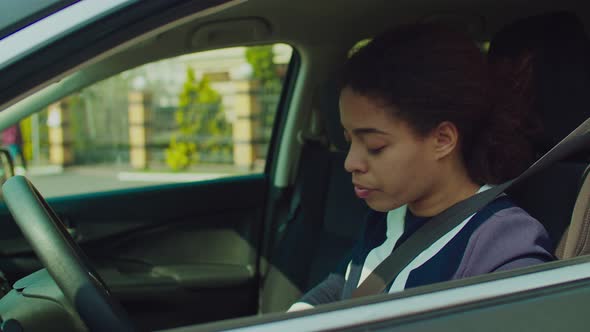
[354,185,374,199]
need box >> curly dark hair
[339,23,539,184]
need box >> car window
[14,44,293,197]
[348,38,371,57]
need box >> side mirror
[0,148,15,186]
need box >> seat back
[489,12,590,248]
[556,165,590,259]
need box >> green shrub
[166,67,232,169]
[165,136,196,171]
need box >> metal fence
[22,84,282,170]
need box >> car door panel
[0,174,266,328]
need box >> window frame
[15,43,298,198]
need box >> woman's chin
[365,198,403,213]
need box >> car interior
[1,0,590,331]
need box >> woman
[289,23,553,311]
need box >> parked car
[0,0,588,331]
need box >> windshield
[0,0,137,71]
[0,1,78,40]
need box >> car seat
[489,11,590,254]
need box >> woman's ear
[431,121,459,160]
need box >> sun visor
[190,18,272,49]
[419,13,486,40]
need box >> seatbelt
[352,117,590,298]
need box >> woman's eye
[368,146,385,155]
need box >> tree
[245,45,281,93]
[245,46,283,154]
[165,67,232,170]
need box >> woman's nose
[344,146,367,174]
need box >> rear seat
[559,165,590,258]
[488,12,590,249]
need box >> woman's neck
[408,167,480,218]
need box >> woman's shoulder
[453,197,555,278]
[477,197,549,238]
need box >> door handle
[60,215,81,242]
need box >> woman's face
[339,87,440,212]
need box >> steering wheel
[2,176,136,331]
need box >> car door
[195,257,590,332]
[0,175,265,329]
[0,1,297,330]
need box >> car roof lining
[7,0,589,113]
